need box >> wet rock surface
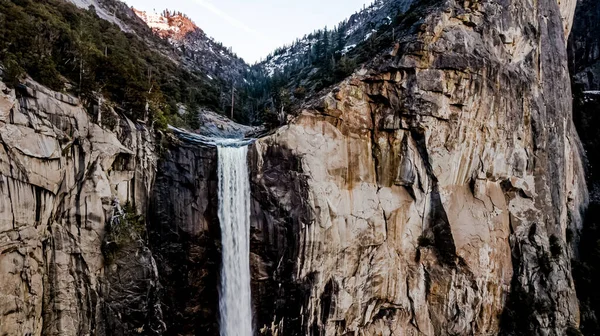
[148,139,221,336]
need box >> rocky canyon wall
[148,139,221,335]
[0,79,161,335]
[249,0,588,335]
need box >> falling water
[217,144,253,336]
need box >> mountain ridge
[63,0,425,126]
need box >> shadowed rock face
[569,0,600,334]
[248,143,314,335]
[569,0,600,92]
[148,140,221,335]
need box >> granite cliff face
[0,79,162,335]
[148,138,221,335]
[0,0,595,335]
[248,0,587,334]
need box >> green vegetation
[417,235,433,247]
[0,0,441,130]
[243,0,439,126]
[0,0,219,128]
[102,202,146,262]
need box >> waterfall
[217,144,253,336]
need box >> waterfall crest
[217,144,253,336]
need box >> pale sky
[122,0,374,63]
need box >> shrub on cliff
[102,202,146,262]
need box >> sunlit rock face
[0,79,161,336]
[248,0,587,335]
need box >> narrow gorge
[0,0,598,335]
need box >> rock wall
[0,79,160,335]
[569,0,600,92]
[249,0,588,335]
[148,139,221,335]
[569,0,600,334]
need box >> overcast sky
[122,0,374,63]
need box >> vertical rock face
[569,0,600,333]
[0,79,160,336]
[148,140,221,335]
[248,0,587,335]
[569,0,600,92]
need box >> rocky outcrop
[248,0,588,335]
[0,79,160,335]
[131,7,249,86]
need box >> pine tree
[323,27,330,65]
[336,25,346,55]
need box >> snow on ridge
[259,0,401,76]
[342,44,357,55]
[363,29,377,41]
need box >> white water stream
[217,144,253,336]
